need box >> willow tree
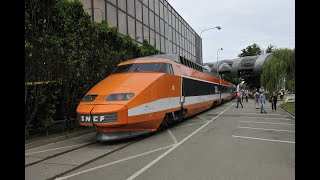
[260,49,295,93]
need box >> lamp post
[216,48,223,77]
[200,26,222,37]
[199,26,221,64]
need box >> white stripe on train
[128,93,233,117]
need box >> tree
[260,49,295,93]
[266,44,275,53]
[238,43,262,57]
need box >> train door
[181,76,185,107]
[167,64,181,109]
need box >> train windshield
[112,63,171,74]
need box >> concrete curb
[25,128,96,150]
[278,101,295,119]
[279,107,295,119]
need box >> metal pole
[199,26,221,65]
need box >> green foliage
[238,43,262,57]
[266,44,275,53]
[280,102,295,115]
[260,49,295,93]
[25,0,159,135]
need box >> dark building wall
[195,34,202,64]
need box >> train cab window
[112,63,172,74]
[167,64,174,74]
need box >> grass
[280,102,295,116]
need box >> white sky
[168,0,295,63]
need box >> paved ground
[25,98,295,180]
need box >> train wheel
[157,113,170,132]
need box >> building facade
[81,0,202,64]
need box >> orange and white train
[76,54,236,141]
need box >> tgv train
[76,54,236,141]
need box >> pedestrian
[254,91,260,109]
[271,91,278,111]
[245,89,249,102]
[241,89,245,102]
[260,91,267,113]
[280,89,284,100]
[236,91,243,108]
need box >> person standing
[271,91,278,111]
[280,89,284,100]
[260,91,267,113]
[236,91,243,108]
[245,89,249,102]
[254,91,260,109]
[241,89,245,102]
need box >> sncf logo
[80,115,106,122]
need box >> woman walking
[271,91,278,111]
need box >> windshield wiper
[133,65,143,72]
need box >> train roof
[129,54,205,72]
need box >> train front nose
[77,104,128,127]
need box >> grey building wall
[82,0,202,63]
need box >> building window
[160,19,164,36]
[118,0,126,12]
[135,1,142,22]
[128,16,135,39]
[149,10,155,30]
[143,0,148,6]
[107,3,117,28]
[156,33,160,50]
[149,0,154,11]
[143,5,149,26]
[136,21,143,43]
[127,0,135,17]
[118,10,127,35]
[154,0,159,15]
[159,2,163,19]
[168,26,172,41]
[143,25,149,42]
[107,0,116,6]
[155,15,160,33]
[150,30,155,46]
[161,36,165,52]
[93,0,105,22]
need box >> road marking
[232,135,295,144]
[241,113,289,116]
[55,144,175,180]
[26,132,95,150]
[237,126,295,132]
[240,116,293,121]
[167,129,178,144]
[171,121,209,129]
[196,116,209,121]
[125,102,236,180]
[239,121,295,125]
[25,142,94,156]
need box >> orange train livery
[76,54,236,141]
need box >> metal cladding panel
[195,34,202,64]
[253,53,272,76]
[230,57,245,78]
[212,60,233,75]
[238,56,258,70]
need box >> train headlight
[81,94,98,102]
[106,93,135,101]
